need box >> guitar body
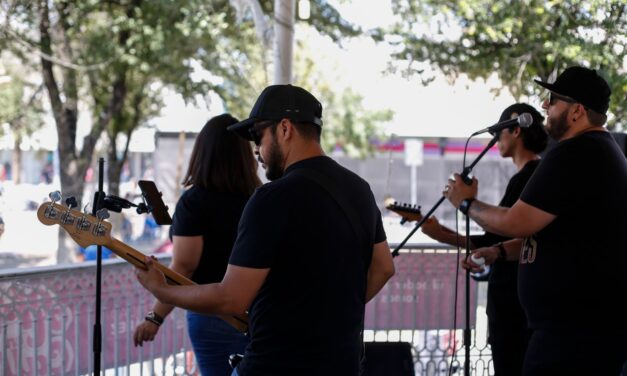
[37,202,249,333]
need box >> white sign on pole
[404,139,424,166]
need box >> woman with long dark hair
[133,114,261,375]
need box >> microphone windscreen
[518,112,533,128]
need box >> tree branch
[38,0,76,156]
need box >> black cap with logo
[534,66,611,115]
[228,84,323,141]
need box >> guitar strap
[290,167,370,371]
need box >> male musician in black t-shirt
[444,66,627,375]
[135,84,395,376]
[426,103,547,375]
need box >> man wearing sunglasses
[443,66,627,375]
[136,84,395,376]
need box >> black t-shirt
[471,160,539,327]
[170,186,250,284]
[229,156,386,376]
[519,131,627,329]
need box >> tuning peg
[92,208,110,237]
[44,191,61,219]
[96,208,110,221]
[65,197,78,209]
[49,191,62,203]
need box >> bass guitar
[36,197,249,333]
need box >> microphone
[472,112,533,136]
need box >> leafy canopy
[380,0,626,129]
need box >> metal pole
[93,157,105,374]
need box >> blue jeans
[187,312,249,376]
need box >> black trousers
[489,323,529,376]
[522,329,627,376]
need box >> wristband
[459,198,475,215]
[496,242,507,260]
[145,311,164,326]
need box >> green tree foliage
[1,0,385,262]
[226,1,391,157]
[0,70,44,142]
[0,61,45,183]
[380,0,626,129]
[292,42,393,157]
[79,0,264,196]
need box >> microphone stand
[92,157,105,375]
[88,173,169,375]
[391,133,499,376]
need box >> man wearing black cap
[443,66,627,375]
[423,103,548,376]
[136,84,395,376]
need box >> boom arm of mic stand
[460,135,499,184]
[391,133,499,258]
[391,196,446,257]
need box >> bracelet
[496,242,507,260]
[459,198,476,215]
[145,311,164,326]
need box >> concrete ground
[0,182,167,270]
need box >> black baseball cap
[534,66,611,114]
[228,84,323,140]
[499,103,543,125]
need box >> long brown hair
[182,114,261,195]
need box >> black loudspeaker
[362,342,415,376]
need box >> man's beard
[546,109,569,141]
[263,136,285,181]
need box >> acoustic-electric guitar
[36,198,249,333]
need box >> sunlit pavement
[0,182,168,269]
[0,209,58,268]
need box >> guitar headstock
[385,200,423,222]
[37,196,112,248]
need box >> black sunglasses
[248,121,276,146]
[548,92,577,106]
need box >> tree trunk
[107,151,123,197]
[273,0,295,84]
[105,152,124,241]
[12,134,22,184]
[38,0,81,264]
